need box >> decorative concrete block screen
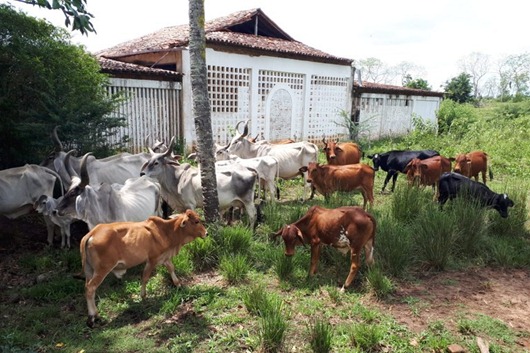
[258,70,305,142]
[105,78,181,153]
[208,65,251,144]
[307,75,349,141]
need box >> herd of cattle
[0,122,516,326]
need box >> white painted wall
[180,48,352,149]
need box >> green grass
[1,101,529,352]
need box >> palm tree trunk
[188,0,219,223]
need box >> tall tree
[0,4,121,169]
[12,0,95,34]
[458,52,490,99]
[497,53,530,100]
[357,57,394,84]
[188,0,219,223]
[394,61,426,86]
[403,75,431,90]
[444,73,473,103]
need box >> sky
[6,0,530,90]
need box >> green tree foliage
[403,75,431,90]
[0,5,123,168]
[444,72,473,103]
[436,99,477,136]
[14,0,95,35]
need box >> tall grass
[412,203,458,270]
[374,213,413,278]
[308,318,333,353]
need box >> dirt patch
[371,268,530,349]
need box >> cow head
[404,158,422,185]
[275,224,305,256]
[141,136,180,178]
[493,193,515,218]
[226,120,252,156]
[215,144,231,161]
[368,153,381,171]
[299,162,319,184]
[453,154,471,176]
[177,209,208,239]
[55,153,91,217]
[322,137,341,163]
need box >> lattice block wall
[307,75,349,141]
[207,65,251,145]
[257,70,305,141]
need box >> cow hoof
[87,315,104,328]
[339,286,346,293]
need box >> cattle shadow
[90,281,223,348]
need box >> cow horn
[322,135,327,145]
[64,149,78,177]
[52,126,64,152]
[80,153,92,187]
[164,136,176,157]
[235,121,245,134]
[241,120,250,138]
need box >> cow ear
[299,166,308,173]
[180,212,190,228]
[295,228,305,244]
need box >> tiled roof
[98,57,181,79]
[98,8,352,65]
[354,81,445,97]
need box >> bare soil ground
[1,214,529,350]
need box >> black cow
[438,172,514,218]
[367,150,439,192]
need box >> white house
[97,8,443,152]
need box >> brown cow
[322,137,362,165]
[274,205,376,291]
[80,209,207,327]
[300,162,375,209]
[404,155,452,196]
[452,151,492,184]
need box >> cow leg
[309,244,322,276]
[381,171,394,192]
[341,250,361,292]
[390,172,399,192]
[481,170,487,184]
[364,238,375,266]
[85,271,108,328]
[43,215,55,246]
[164,259,180,286]
[140,262,156,299]
[244,202,257,228]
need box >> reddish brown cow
[300,162,375,209]
[322,138,362,165]
[404,155,452,196]
[275,205,376,291]
[80,209,207,327]
[452,151,492,184]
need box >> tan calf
[452,151,492,184]
[322,138,362,165]
[404,155,452,197]
[300,162,375,209]
[80,209,207,327]
[275,206,376,291]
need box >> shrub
[350,323,385,352]
[365,266,394,299]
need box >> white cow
[225,120,318,200]
[34,195,76,248]
[55,153,162,230]
[215,149,279,202]
[0,164,63,245]
[140,139,258,227]
[41,126,150,189]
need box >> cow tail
[489,167,493,181]
[368,212,377,248]
[80,234,92,279]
